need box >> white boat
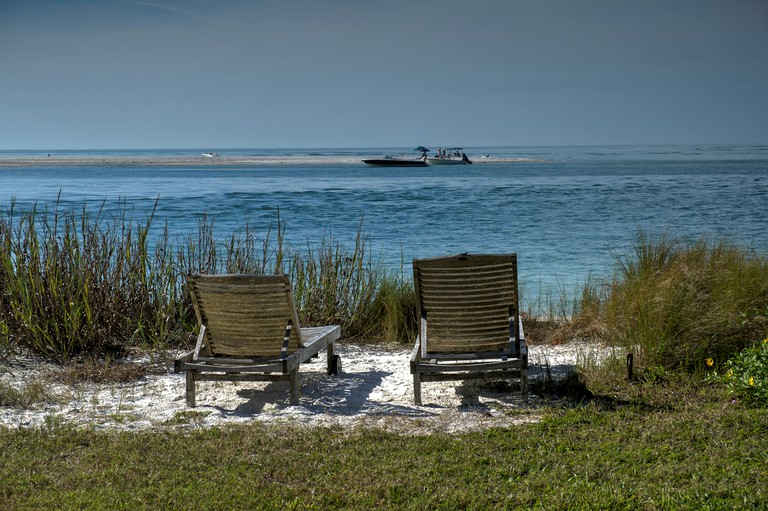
[200,152,219,158]
[429,147,472,165]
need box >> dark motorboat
[362,157,429,167]
[363,149,430,167]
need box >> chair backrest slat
[186,274,303,357]
[413,253,520,355]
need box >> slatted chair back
[413,253,520,356]
[185,274,303,358]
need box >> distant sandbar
[0,155,536,167]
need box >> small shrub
[710,337,768,406]
[164,410,211,425]
[0,379,50,408]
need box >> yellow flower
[749,376,755,386]
[706,358,714,367]
[763,337,768,344]
[726,369,733,378]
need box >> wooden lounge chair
[174,274,341,407]
[410,253,528,405]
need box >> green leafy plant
[713,337,768,406]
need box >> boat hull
[362,159,428,167]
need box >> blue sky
[1,0,767,149]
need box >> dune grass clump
[0,378,50,408]
[573,233,768,374]
[291,223,376,329]
[0,199,190,362]
[365,274,417,345]
[290,222,416,344]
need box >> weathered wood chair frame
[410,253,528,405]
[174,274,341,407]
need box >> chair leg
[185,371,196,408]
[327,354,341,375]
[521,367,528,403]
[413,372,422,406]
[289,369,300,405]
[521,352,529,403]
[326,343,335,374]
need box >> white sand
[0,342,607,435]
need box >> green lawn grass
[1,379,766,510]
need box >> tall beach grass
[0,198,190,361]
[571,233,768,375]
[0,199,416,362]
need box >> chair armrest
[174,350,195,373]
[518,317,527,356]
[410,336,422,362]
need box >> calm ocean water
[1,144,766,310]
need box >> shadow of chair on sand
[223,366,394,416]
[426,359,577,412]
[205,362,435,419]
[226,369,445,419]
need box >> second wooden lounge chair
[410,253,528,405]
[174,274,341,407]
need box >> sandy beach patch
[0,342,605,434]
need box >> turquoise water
[1,145,766,309]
